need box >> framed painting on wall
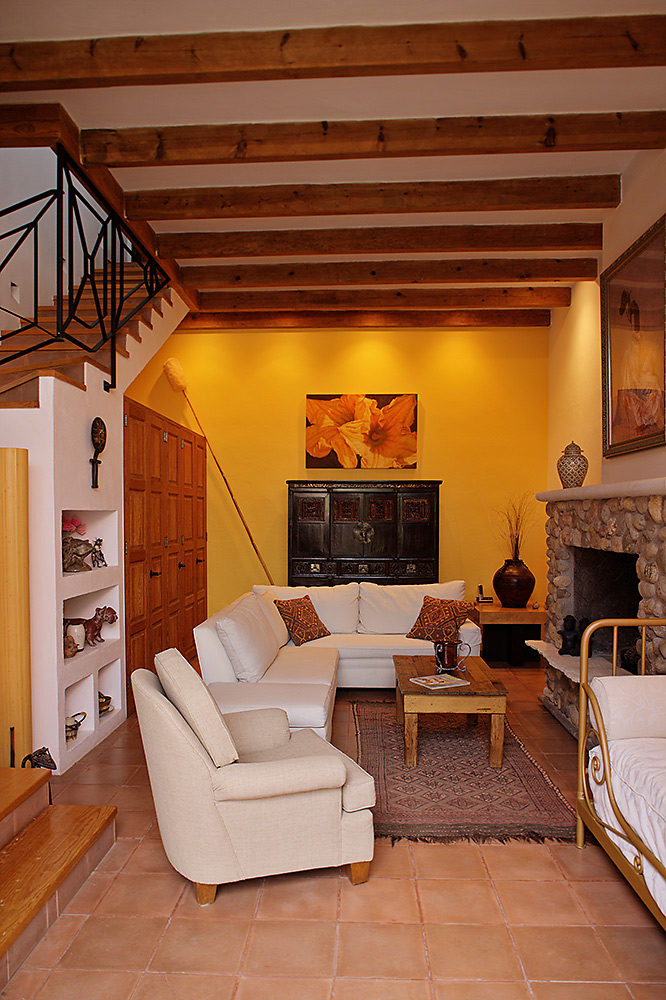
[306,393,417,469]
[601,214,666,458]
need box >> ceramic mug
[434,640,472,673]
[67,623,86,651]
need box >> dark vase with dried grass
[492,496,536,608]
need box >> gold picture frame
[601,214,666,457]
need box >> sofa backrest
[193,594,248,684]
[252,583,360,633]
[357,581,467,634]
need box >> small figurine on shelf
[64,606,118,646]
[90,538,107,568]
[558,615,580,656]
[63,634,78,658]
[62,534,94,572]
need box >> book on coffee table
[409,673,471,689]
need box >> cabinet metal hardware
[178,561,186,569]
[196,557,204,564]
[149,570,161,578]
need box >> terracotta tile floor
[3,665,665,1000]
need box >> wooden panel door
[179,430,197,660]
[124,399,150,711]
[124,400,207,707]
[164,421,181,653]
[194,438,207,628]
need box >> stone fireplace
[531,477,666,733]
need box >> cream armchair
[132,649,375,905]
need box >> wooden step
[0,333,131,358]
[0,356,109,379]
[0,802,116,957]
[0,769,50,840]
[0,369,87,405]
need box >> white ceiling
[1,1,664,289]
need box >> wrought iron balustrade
[0,145,170,391]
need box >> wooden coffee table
[393,655,508,768]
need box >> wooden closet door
[124,400,207,706]
[179,430,197,661]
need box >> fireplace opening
[572,547,640,666]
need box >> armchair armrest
[212,754,347,801]
[221,707,291,754]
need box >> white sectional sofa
[194,581,481,741]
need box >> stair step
[0,333,131,358]
[0,802,116,956]
[0,356,110,378]
[0,769,50,830]
[0,369,87,403]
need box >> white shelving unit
[60,529,123,767]
[0,368,128,772]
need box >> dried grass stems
[497,494,535,561]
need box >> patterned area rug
[353,701,576,842]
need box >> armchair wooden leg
[348,860,370,885]
[195,882,218,906]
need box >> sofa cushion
[406,595,476,641]
[208,680,335,731]
[155,648,238,767]
[265,644,339,686]
[358,581,467,634]
[255,588,290,647]
[215,594,279,682]
[274,595,331,646]
[253,583,359,633]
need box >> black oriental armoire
[287,480,441,586]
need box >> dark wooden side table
[469,602,547,666]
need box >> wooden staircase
[0,767,116,989]
[0,268,169,405]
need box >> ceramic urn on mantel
[556,442,589,489]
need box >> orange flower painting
[306,394,417,469]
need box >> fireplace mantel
[536,477,666,503]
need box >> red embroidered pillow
[274,595,331,646]
[406,595,475,641]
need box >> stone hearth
[533,477,666,732]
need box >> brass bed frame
[576,617,666,931]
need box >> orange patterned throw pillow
[406,595,475,641]
[273,595,331,646]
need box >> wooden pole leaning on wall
[0,449,32,767]
[163,358,275,585]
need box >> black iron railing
[0,146,170,391]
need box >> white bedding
[588,737,666,918]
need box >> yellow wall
[547,284,602,490]
[126,325,549,612]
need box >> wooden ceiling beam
[158,223,602,259]
[0,102,79,154]
[179,308,551,329]
[196,287,571,311]
[126,175,620,221]
[182,258,597,287]
[82,111,666,167]
[1,16,663,91]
